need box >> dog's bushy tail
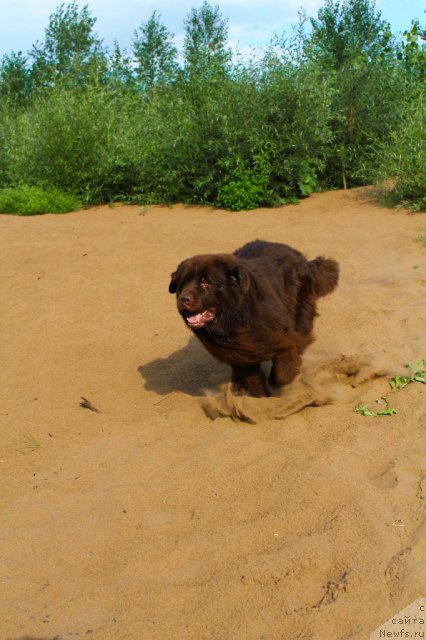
[308,257,339,297]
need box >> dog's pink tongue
[187,309,215,328]
[187,313,204,326]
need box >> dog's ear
[168,272,177,294]
[229,265,250,294]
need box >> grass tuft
[19,430,41,454]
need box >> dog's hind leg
[269,344,301,388]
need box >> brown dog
[169,240,339,397]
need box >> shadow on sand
[138,336,228,397]
[9,637,63,640]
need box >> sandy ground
[0,188,425,640]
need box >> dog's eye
[200,279,212,290]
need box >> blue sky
[1,0,425,58]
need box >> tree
[183,1,231,78]
[108,42,135,88]
[305,0,397,188]
[132,11,178,90]
[30,1,106,88]
[308,0,392,69]
[397,18,426,82]
[0,52,31,105]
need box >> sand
[0,188,425,640]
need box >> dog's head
[169,254,250,330]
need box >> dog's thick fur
[169,240,339,397]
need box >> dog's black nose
[180,293,194,307]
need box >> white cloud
[221,0,322,10]
[1,0,423,57]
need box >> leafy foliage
[308,0,392,69]
[0,52,31,106]
[133,12,178,90]
[5,87,132,203]
[217,156,270,211]
[373,90,426,210]
[183,1,231,78]
[354,400,397,417]
[354,358,425,418]
[398,19,426,82]
[304,0,400,188]
[29,1,106,89]
[0,185,81,214]
[389,360,426,391]
[0,0,424,211]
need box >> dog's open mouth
[186,308,216,329]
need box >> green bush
[254,58,333,199]
[374,90,426,210]
[217,175,263,211]
[113,75,271,206]
[123,61,333,208]
[0,185,81,214]
[216,155,269,210]
[6,86,139,204]
[0,0,423,209]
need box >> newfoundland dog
[169,240,339,397]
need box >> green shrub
[0,185,81,214]
[0,0,424,209]
[216,155,269,211]
[217,175,263,211]
[255,58,333,199]
[374,90,426,210]
[6,86,139,204]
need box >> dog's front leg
[231,364,270,397]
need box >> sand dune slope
[0,188,425,639]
